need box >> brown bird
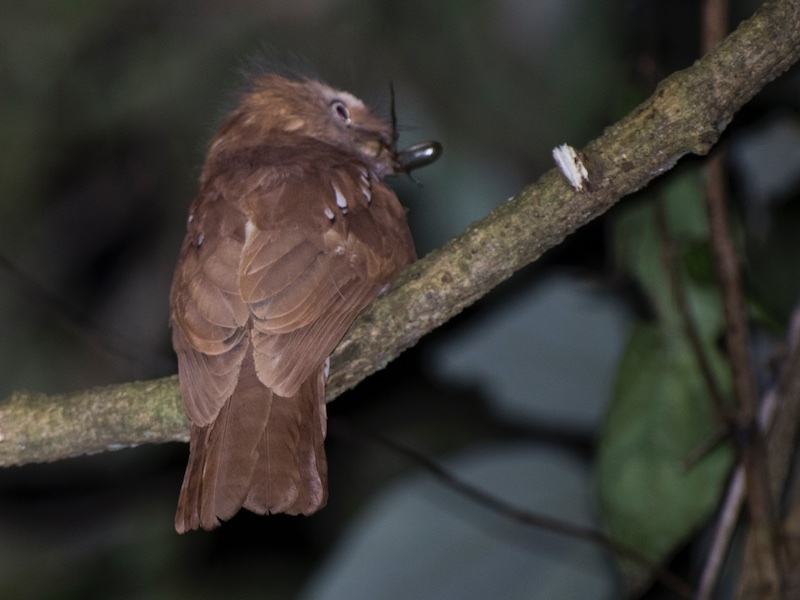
[170,72,441,533]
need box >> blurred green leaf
[600,169,735,586]
[597,324,733,584]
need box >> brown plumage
[170,73,439,532]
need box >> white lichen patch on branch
[552,144,590,192]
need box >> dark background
[2,1,799,598]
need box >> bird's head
[210,74,440,178]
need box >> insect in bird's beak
[396,140,443,173]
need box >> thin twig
[331,421,695,599]
[655,200,728,420]
[682,426,729,471]
[705,149,780,593]
[699,0,782,595]
[697,468,746,600]
[702,0,730,54]
[700,300,800,599]
[696,378,781,600]
[0,253,173,373]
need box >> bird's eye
[330,100,351,125]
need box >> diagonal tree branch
[1,0,799,468]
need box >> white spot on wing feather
[245,219,257,242]
[359,170,372,202]
[332,184,348,214]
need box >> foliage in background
[600,168,735,587]
[1,1,800,599]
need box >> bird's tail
[174,352,327,533]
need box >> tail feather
[244,366,327,515]
[174,424,208,533]
[174,352,328,533]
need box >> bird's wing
[170,150,415,424]
[169,186,251,427]
[239,157,416,397]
